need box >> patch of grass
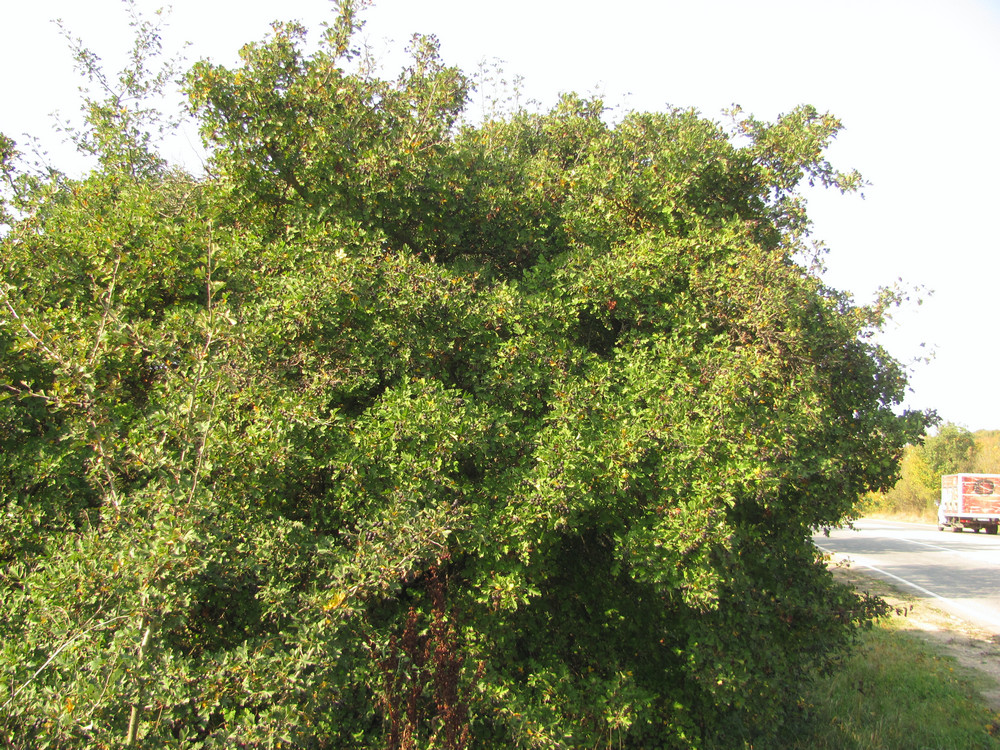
[793,619,1000,749]
[864,509,937,524]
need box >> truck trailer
[938,473,1000,534]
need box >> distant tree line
[865,423,1000,518]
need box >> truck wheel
[951,525,964,533]
[988,526,999,535]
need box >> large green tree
[922,422,976,478]
[1,4,927,748]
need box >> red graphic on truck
[938,473,1000,534]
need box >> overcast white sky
[3,0,999,429]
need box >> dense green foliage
[1,4,928,747]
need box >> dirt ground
[831,564,1000,711]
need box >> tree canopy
[865,423,1000,518]
[0,4,928,748]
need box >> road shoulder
[831,562,1000,711]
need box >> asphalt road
[813,518,1000,633]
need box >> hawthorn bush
[0,3,928,748]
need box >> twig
[87,252,122,366]
[0,284,67,366]
[2,615,131,711]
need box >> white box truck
[937,473,1000,534]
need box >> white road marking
[826,523,1000,566]
[875,535,1000,564]
[817,545,1000,631]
